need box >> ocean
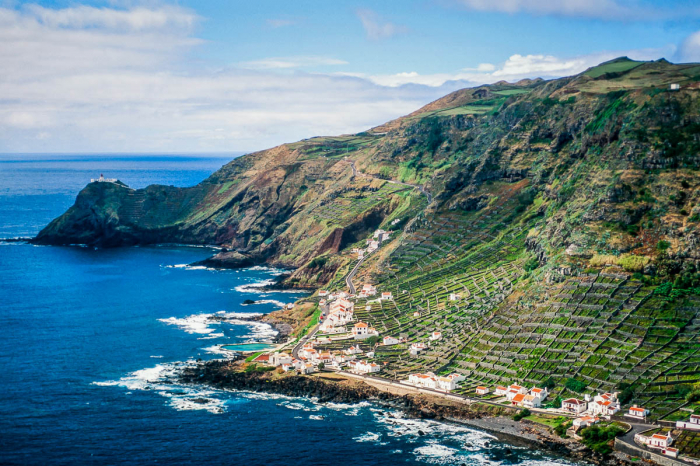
[0,154,583,465]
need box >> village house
[366,239,379,252]
[352,322,378,340]
[353,361,381,374]
[523,394,541,409]
[391,218,400,225]
[269,352,293,367]
[281,363,292,372]
[407,373,438,390]
[635,431,676,457]
[298,363,316,375]
[373,229,391,243]
[318,290,329,297]
[413,311,421,317]
[589,393,620,417]
[447,373,465,383]
[344,346,362,355]
[366,351,375,358]
[476,386,489,395]
[319,299,327,306]
[510,393,526,406]
[494,386,508,396]
[505,384,528,401]
[437,376,456,392]
[382,336,400,346]
[626,405,650,419]
[562,398,587,415]
[573,416,600,430]
[448,293,461,301]
[429,331,442,341]
[676,414,700,431]
[381,292,393,300]
[359,284,377,298]
[530,387,548,401]
[409,342,427,356]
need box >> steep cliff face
[36,57,700,280]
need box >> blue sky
[1,0,699,153]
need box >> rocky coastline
[179,359,630,466]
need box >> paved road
[345,254,366,295]
[343,160,432,294]
[292,324,320,360]
[337,371,576,417]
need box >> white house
[367,240,379,252]
[505,384,528,401]
[590,393,620,417]
[352,322,378,340]
[437,376,456,391]
[573,416,600,429]
[627,405,650,419]
[448,293,461,301]
[318,290,329,297]
[562,398,587,415]
[530,387,548,401]
[447,373,465,383]
[360,284,377,298]
[409,342,427,356]
[91,174,118,183]
[494,386,508,396]
[269,352,293,367]
[523,394,541,409]
[429,331,442,341]
[670,83,680,91]
[344,346,362,355]
[354,361,381,374]
[510,393,526,406]
[636,431,673,450]
[413,311,421,317]
[383,336,400,346]
[677,414,700,431]
[298,363,316,375]
[407,373,438,389]
[476,386,489,395]
[381,292,393,300]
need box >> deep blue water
[0,155,582,465]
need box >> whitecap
[309,415,324,420]
[150,355,164,359]
[353,432,381,443]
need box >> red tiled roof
[629,407,646,412]
[564,398,583,405]
[652,434,668,440]
[512,394,525,403]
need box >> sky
[1,0,700,153]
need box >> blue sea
[0,154,583,465]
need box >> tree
[318,362,325,370]
[514,408,531,421]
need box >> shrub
[565,378,587,393]
[542,377,556,390]
[618,254,650,272]
[514,408,531,421]
[657,240,671,251]
[590,254,618,267]
[524,258,539,272]
[580,425,624,456]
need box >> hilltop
[36,58,700,426]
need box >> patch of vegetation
[514,408,531,421]
[580,424,624,455]
[565,378,587,393]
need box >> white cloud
[239,56,349,70]
[0,5,441,153]
[456,0,679,21]
[678,30,700,62]
[356,9,408,40]
[368,48,674,87]
[25,4,199,31]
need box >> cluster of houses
[489,384,550,409]
[352,229,392,258]
[255,338,382,375]
[404,372,466,392]
[319,297,355,333]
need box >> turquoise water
[0,154,584,465]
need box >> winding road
[343,160,432,294]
